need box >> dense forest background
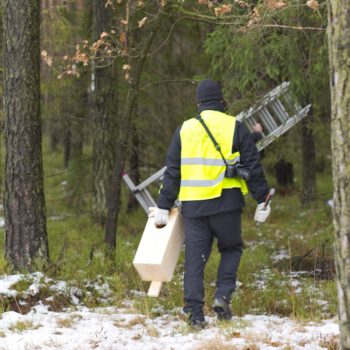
[7,0,329,227]
[0,0,333,269]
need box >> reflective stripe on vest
[178,110,248,201]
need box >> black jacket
[157,102,269,217]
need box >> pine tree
[3,0,49,270]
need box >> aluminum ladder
[123,81,311,214]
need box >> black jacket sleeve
[251,131,263,143]
[233,121,269,203]
[157,126,182,210]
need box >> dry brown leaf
[306,0,319,11]
[122,64,131,71]
[265,0,287,9]
[100,32,108,39]
[197,0,208,4]
[138,17,148,28]
[234,0,249,8]
[46,57,53,67]
[41,50,48,57]
[214,4,232,16]
[119,32,126,45]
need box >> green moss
[12,279,32,293]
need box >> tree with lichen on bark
[3,0,49,270]
[327,0,350,348]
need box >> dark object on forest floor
[274,158,294,195]
[274,240,335,280]
[4,291,72,314]
[274,256,335,280]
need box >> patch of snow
[326,199,334,208]
[272,249,289,262]
[0,275,23,297]
[0,306,339,350]
[48,215,66,221]
[0,273,339,349]
[0,217,5,228]
[130,290,147,297]
[50,280,69,293]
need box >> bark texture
[328,1,350,348]
[3,0,49,270]
[92,0,118,224]
[301,114,316,205]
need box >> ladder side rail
[256,105,311,151]
[134,192,154,214]
[122,173,153,213]
[281,92,299,116]
[236,82,290,123]
[122,172,137,192]
[136,166,167,191]
[141,189,157,209]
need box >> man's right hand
[149,207,169,227]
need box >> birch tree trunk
[328,1,350,348]
[3,0,49,270]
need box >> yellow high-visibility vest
[178,110,248,201]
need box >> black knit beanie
[196,79,224,104]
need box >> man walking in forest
[150,79,271,327]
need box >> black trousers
[183,209,243,311]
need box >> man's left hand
[254,202,271,223]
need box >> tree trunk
[301,112,316,205]
[104,24,159,248]
[127,108,141,212]
[328,1,350,349]
[92,0,118,225]
[3,0,49,270]
[63,127,71,168]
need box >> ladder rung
[256,105,310,151]
[243,116,258,132]
[258,107,279,133]
[270,99,290,123]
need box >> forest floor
[0,146,339,349]
[0,273,339,350]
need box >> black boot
[184,304,206,329]
[212,297,232,320]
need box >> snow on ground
[0,274,339,350]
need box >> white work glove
[254,202,271,223]
[148,207,169,227]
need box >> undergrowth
[0,139,336,321]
